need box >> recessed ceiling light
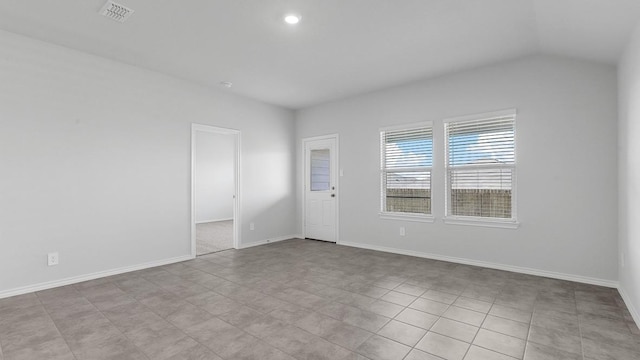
[220,81,233,89]
[284,14,301,25]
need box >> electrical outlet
[400,227,405,236]
[48,252,59,266]
[250,222,255,231]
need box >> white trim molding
[443,216,520,229]
[0,255,192,300]
[380,213,435,223]
[195,218,233,224]
[339,241,618,288]
[443,108,517,124]
[618,286,640,329]
[237,235,296,249]
[379,120,433,133]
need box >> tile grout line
[76,282,166,360]
[8,240,635,359]
[120,275,248,359]
[151,262,367,360]
[521,297,533,360]
[576,287,587,360]
[402,282,459,360]
[112,273,239,360]
[467,280,524,360]
[0,315,4,360]
[460,283,491,360]
[34,291,83,360]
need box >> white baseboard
[618,286,640,328]
[0,255,193,300]
[339,241,619,288]
[238,235,297,249]
[195,218,233,224]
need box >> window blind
[381,126,432,215]
[310,149,330,191]
[446,115,515,219]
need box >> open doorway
[191,124,240,256]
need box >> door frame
[191,123,241,257]
[301,134,340,244]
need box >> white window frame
[380,121,434,223]
[443,109,519,229]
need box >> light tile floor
[0,239,639,360]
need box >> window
[310,149,330,191]
[445,111,516,224]
[380,123,433,217]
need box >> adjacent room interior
[194,127,237,255]
[1,1,640,359]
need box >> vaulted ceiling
[1,0,639,109]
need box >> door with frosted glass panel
[304,137,337,242]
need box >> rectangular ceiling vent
[99,1,134,23]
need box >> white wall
[0,30,296,296]
[296,55,618,284]
[619,21,640,323]
[195,132,235,223]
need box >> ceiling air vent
[99,1,134,23]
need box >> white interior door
[304,137,337,242]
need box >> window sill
[380,212,435,223]
[443,216,519,229]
